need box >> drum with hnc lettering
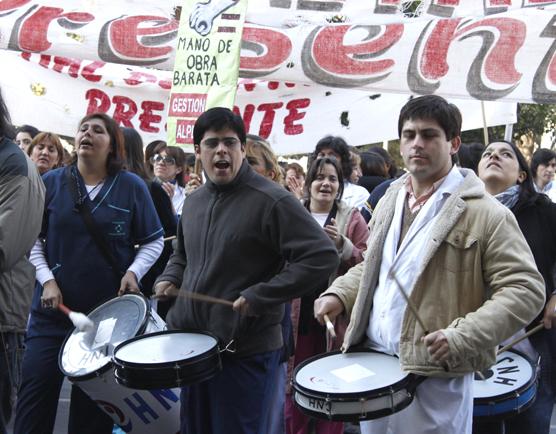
[473,349,538,420]
[292,349,423,421]
[59,294,180,434]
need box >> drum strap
[65,166,124,282]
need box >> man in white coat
[314,95,546,434]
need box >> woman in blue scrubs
[14,113,164,434]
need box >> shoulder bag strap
[65,166,124,281]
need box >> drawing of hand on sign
[189,0,239,36]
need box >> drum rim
[112,329,220,369]
[58,293,151,381]
[292,348,417,401]
[473,382,537,419]
[292,388,416,422]
[473,348,538,405]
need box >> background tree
[462,103,556,161]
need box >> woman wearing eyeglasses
[150,143,187,218]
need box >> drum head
[294,350,408,396]
[59,294,148,379]
[474,349,535,400]
[114,331,218,365]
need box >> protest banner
[0,1,554,103]
[0,50,516,154]
[167,0,247,147]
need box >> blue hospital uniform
[15,165,162,434]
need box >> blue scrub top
[28,165,163,337]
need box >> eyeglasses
[151,154,176,165]
[200,137,240,149]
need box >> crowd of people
[0,91,555,434]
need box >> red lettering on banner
[112,95,137,127]
[82,61,104,82]
[234,104,255,132]
[39,54,51,68]
[303,24,403,87]
[297,0,345,11]
[124,71,156,86]
[533,16,556,103]
[426,0,460,18]
[311,24,402,75]
[284,98,310,135]
[239,27,292,78]
[408,17,525,99]
[484,0,511,15]
[124,71,171,90]
[100,15,177,66]
[52,56,81,78]
[17,7,93,52]
[176,119,195,144]
[168,93,206,117]
[417,19,461,79]
[85,89,166,133]
[235,98,309,138]
[85,89,111,113]
[374,0,401,14]
[139,101,164,133]
[0,0,30,13]
[158,79,171,90]
[258,102,284,138]
[22,52,105,83]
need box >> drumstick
[496,323,544,355]
[388,270,429,334]
[58,303,94,332]
[389,269,451,372]
[153,290,234,307]
[323,314,337,339]
[134,235,176,249]
[194,158,203,178]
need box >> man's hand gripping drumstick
[314,295,344,339]
[389,270,451,367]
[153,281,253,314]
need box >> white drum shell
[60,295,179,433]
[74,369,180,434]
[292,351,417,421]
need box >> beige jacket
[322,169,545,376]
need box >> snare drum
[473,349,537,420]
[113,330,222,389]
[292,350,422,422]
[59,294,180,434]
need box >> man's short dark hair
[398,95,462,141]
[312,135,352,182]
[531,148,556,181]
[193,107,246,146]
[457,142,485,174]
[15,124,39,140]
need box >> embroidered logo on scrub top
[109,221,126,236]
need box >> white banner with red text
[0,1,555,102]
[0,50,516,154]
